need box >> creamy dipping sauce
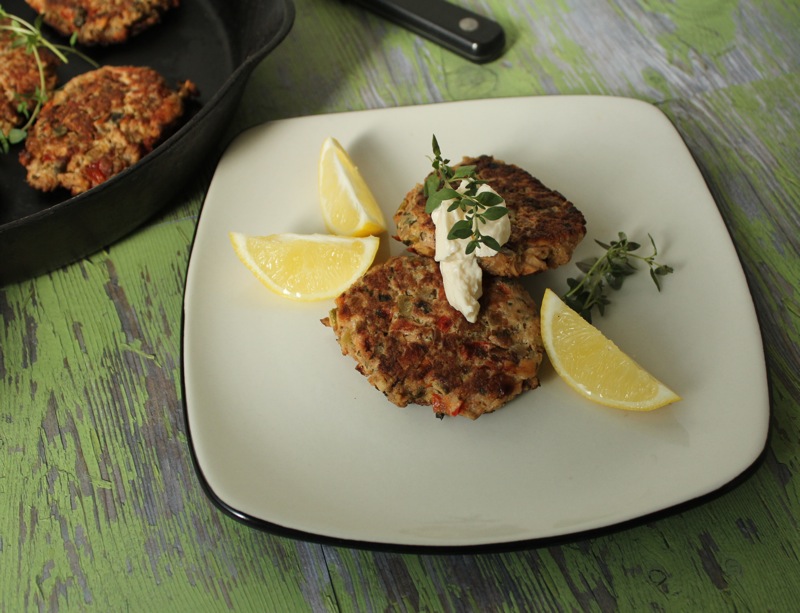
[431,181,510,322]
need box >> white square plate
[182,96,768,549]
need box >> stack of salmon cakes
[324,155,587,419]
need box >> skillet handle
[348,0,505,63]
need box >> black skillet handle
[349,0,506,63]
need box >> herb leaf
[481,205,509,220]
[562,232,674,322]
[448,219,473,239]
[424,134,509,255]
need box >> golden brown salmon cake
[19,65,196,195]
[0,18,59,138]
[24,0,179,45]
[394,155,587,277]
[322,255,544,420]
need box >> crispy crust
[19,65,197,195]
[24,0,179,45]
[322,255,544,420]
[394,156,587,277]
[0,18,59,136]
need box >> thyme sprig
[424,135,509,255]
[563,232,674,322]
[0,6,96,153]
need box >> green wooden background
[2,0,799,610]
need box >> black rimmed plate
[182,96,769,550]
[0,0,294,284]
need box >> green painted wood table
[2,0,799,610]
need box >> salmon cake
[322,255,544,420]
[394,155,587,277]
[0,17,59,139]
[19,65,197,195]
[24,0,179,45]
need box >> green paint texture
[1,214,328,611]
[643,0,738,62]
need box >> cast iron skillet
[0,0,295,285]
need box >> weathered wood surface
[2,0,799,610]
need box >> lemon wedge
[229,232,380,301]
[319,137,386,237]
[540,288,680,410]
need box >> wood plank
[0,214,335,611]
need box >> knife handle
[349,0,505,63]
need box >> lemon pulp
[318,137,386,237]
[229,232,380,301]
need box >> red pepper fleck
[431,393,463,417]
[436,316,453,332]
[84,161,108,186]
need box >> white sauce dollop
[431,181,511,322]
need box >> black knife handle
[349,0,505,63]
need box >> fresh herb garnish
[563,232,674,322]
[424,135,509,255]
[0,7,96,153]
